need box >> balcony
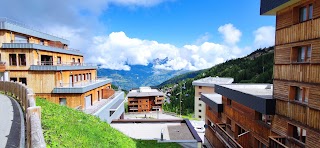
[30,61,97,71]
[86,91,125,124]
[0,17,69,44]
[1,43,82,56]
[269,136,288,148]
[155,98,164,104]
[129,107,138,110]
[53,77,112,94]
[276,18,320,45]
[0,61,5,72]
[152,106,161,110]
[128,102,138,106]
[215,123,242,148]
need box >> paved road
[0,94,23,148]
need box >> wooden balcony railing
[276,17,320,45]
[216,123,243,148]
[269,136,288,148]
[0,61,5,72]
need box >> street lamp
[177,81,187,118]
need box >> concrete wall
[194,86,214,120]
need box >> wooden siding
[306,129,320,147]
[271,115,288,136]
[204,127,224,148]
[37,83,109,109]
[223,103,271,144]
[206,105,221,123]
[274,80,320,110]
[275,39,320,64]
[274,64,320,83]
[57,70,96,86]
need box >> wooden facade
[0,22,114,111]
[266,0,320,147]
[127,96,164,112]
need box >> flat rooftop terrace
[220,84,273,99]
[192,76,234,87]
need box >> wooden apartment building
[201,84,274,148]
[261,0,320,147]
[0,18,117,111]
[127,87,164,112]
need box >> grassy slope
[37,99,181,148]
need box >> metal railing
[56,77,111,88]
[8,40,80,52]
[269,136,289,148]
[0,17,66,40]
[216,123,242,148]
[35,61,97,67]
[0,81,46,148]
[129,107,138,110]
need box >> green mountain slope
[37,99,181,148]
[161,47,274,115]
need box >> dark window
[9,54,17,66]
[10,77,17,82]
[199,104,202,107]
[299,4,313,22]
[300,6,307,22]
[78,58,80,63]
[227,98,232,106]
[199,86,202,89]
[198,115,202,118]
[292,86,309,103]
[226,118,231,128]
[199,109,201,112]
[57,56,61,64]
[19,78,27,85]
[256,111,272,125]
[199,98,201,100]
[18,54,26,66]
[297,46,311,62]
[255,138,267,148]
[290,124,306,143]
[237,125,246,136]
[72,58,75,63]
[59,98,67,106]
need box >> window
[198,115,202,118]
[40,40,44,45]
[19,78,27,85]
[78,58,80,63]
[72,58,75,63]
[299,4,313,22]
[227,98,232,106]
[290,124,306,143]
[199,104,202,107]
[226,118,231,128]
[78,75,81,81]
[291,86,309,103]
[9,54,17,66]
[10,77,17,82]
[237,125,246,136]
[199,86,202,89]
[256,111,272,125]
[18,54,26,66]
[199,109,202,112]
[82,74,85,80]
[57,56,61,64]
[199,98,201,101]
[59,98,67,106]
[292,45,312,62]
[74,75,77,82]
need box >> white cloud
[218,24,242,45]
[254,26,275,48]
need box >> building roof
[260,0,299,15]
[201,93,223,113]
[192,77,234,87]
[219,84,273,99]
[0,18,69,45]
[215,84,275,115]
[127,87,165,97]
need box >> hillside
[161,47,274,115]
[37,99,181,148]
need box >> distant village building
[0,18,124,123]
[127,87,165,112]
[192,77,233,120]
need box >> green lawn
[37,99,181,148]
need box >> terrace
[30,61,97,71]
[53,77,112,94]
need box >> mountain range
[97,58,189,90]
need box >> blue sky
[1,0,276,71]
[102,0,275,47]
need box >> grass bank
[37,99,180,148]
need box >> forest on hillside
[161,47,274,115]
